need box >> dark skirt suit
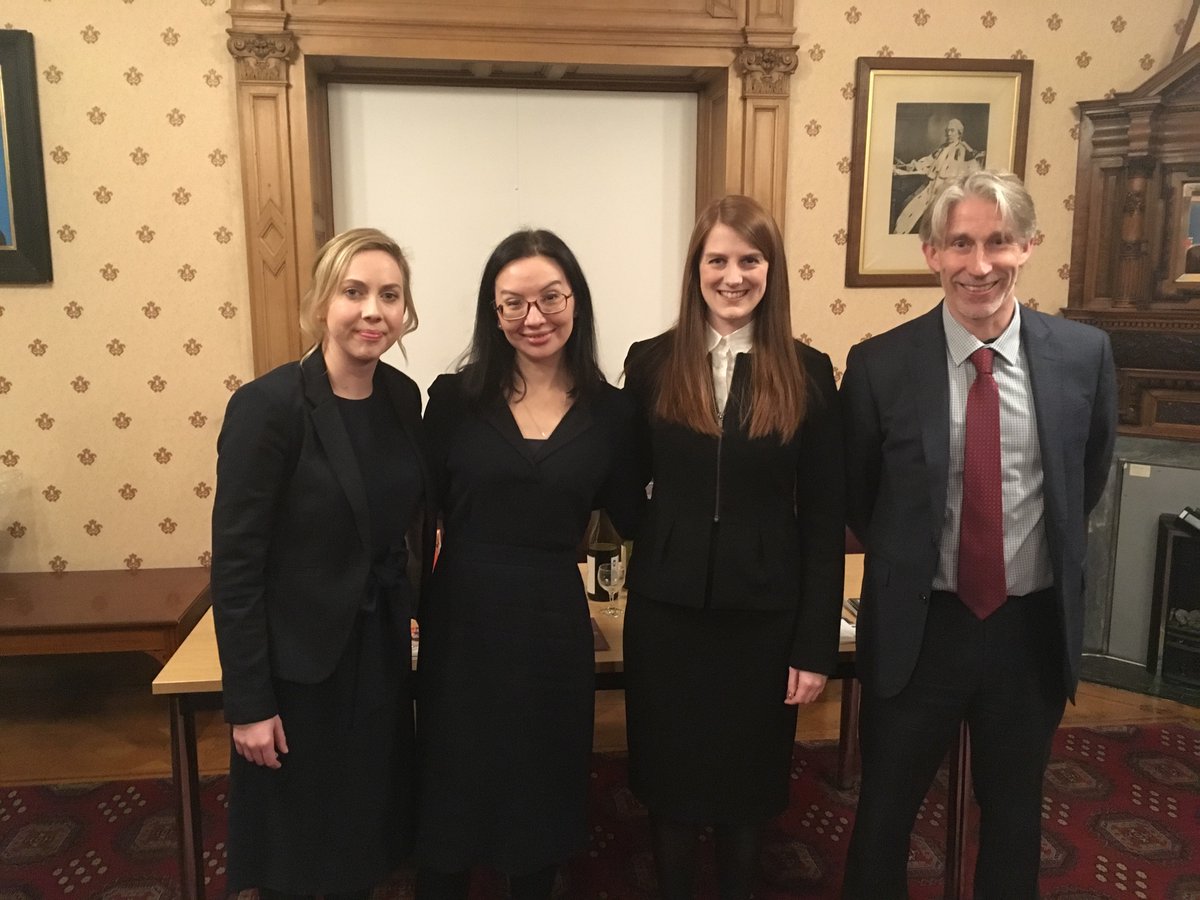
[622,334,845,823]
[415,372,642,875]
[211,353,435,894]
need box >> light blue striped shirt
[933,302,1053,596]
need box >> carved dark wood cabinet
[1066,43,1200,441]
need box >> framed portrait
[845,57,1033,288]
[1174,180,1200,287]
[0,30,53,284]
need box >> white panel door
[328,83,697,397]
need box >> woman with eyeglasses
[414,229,642,900]
[623,195,845,899]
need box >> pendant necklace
[527,407,548,438]
[522,400,549,438]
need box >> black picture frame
[0,30,53,284]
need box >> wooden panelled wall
[227,0,799,375]
[1066,42,1200,441]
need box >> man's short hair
[920,170,1037,247]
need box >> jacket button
[920,593,929,604]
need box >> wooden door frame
[227,1,797,373]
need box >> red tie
[958,347,1007,619]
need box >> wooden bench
[0,567,211,664]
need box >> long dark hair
[653,195,806,441]
[460,229,606,406]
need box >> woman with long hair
[415,229,642,900]
[623,195,845,899]
[212,228,434,897]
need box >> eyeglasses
[495,290,573,321]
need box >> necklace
[516,390,569,439]
[523,402,549,438]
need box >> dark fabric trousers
[843,588,1067,900]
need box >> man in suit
[841,170,1117,898]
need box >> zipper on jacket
[713,408,724,523]
[705,403,726,608]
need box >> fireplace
[1147,513,1200,687]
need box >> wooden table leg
[837,678,861,790]
[944,722,972,900]
[169,694,206,900]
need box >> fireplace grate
[1147,513,1200,687]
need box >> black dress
[415,373,641,875]
[226,389,422,894]
[622,335,845,824]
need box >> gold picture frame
[845,57,1034,288]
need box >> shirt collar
[705,320,755,355]
[941,301,1021,368]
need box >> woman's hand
[232,715,288,768]
[785,667,827,705]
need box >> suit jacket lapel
[378,367,439,572]
[483,402,535,463]
[302,353,372,551]
[540,402,594,459]
[1020,309,1068,529]
[724,353,751,432]
[483,394,596,465]
[913,306,951,549]
[379,368,435,507]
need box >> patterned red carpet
[2,724,1198,899]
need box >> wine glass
[597,560,625,618]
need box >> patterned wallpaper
[0,1,1195,573]
[0,1,251,573]
[786,0,1198,382]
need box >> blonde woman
[212,228,434,898]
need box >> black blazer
[423,372,644,547]
[840,304,1117,699]
[211,353,436,724]
[623,334,846,674]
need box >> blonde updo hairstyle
[299,227,418,359]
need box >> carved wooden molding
[706,0,738,18]
[1122,191,1146,216]
[734,46,798,98]
[1061,310,1200,332]
[227,31,296,84]
[228,28,303,368]
[743,0,794,41]
[1117,369,1200,439]
[1068,42,1200,442]
[233,3,748,50]
[742,100,788,218]
[227,1,795,375]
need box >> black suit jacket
[840,304,1117,699]
[422,372,644,548]
[211,352,435,724]
[623,334,846,674]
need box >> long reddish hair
[653,195,806,441]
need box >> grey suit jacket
[841,303,1117,699]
